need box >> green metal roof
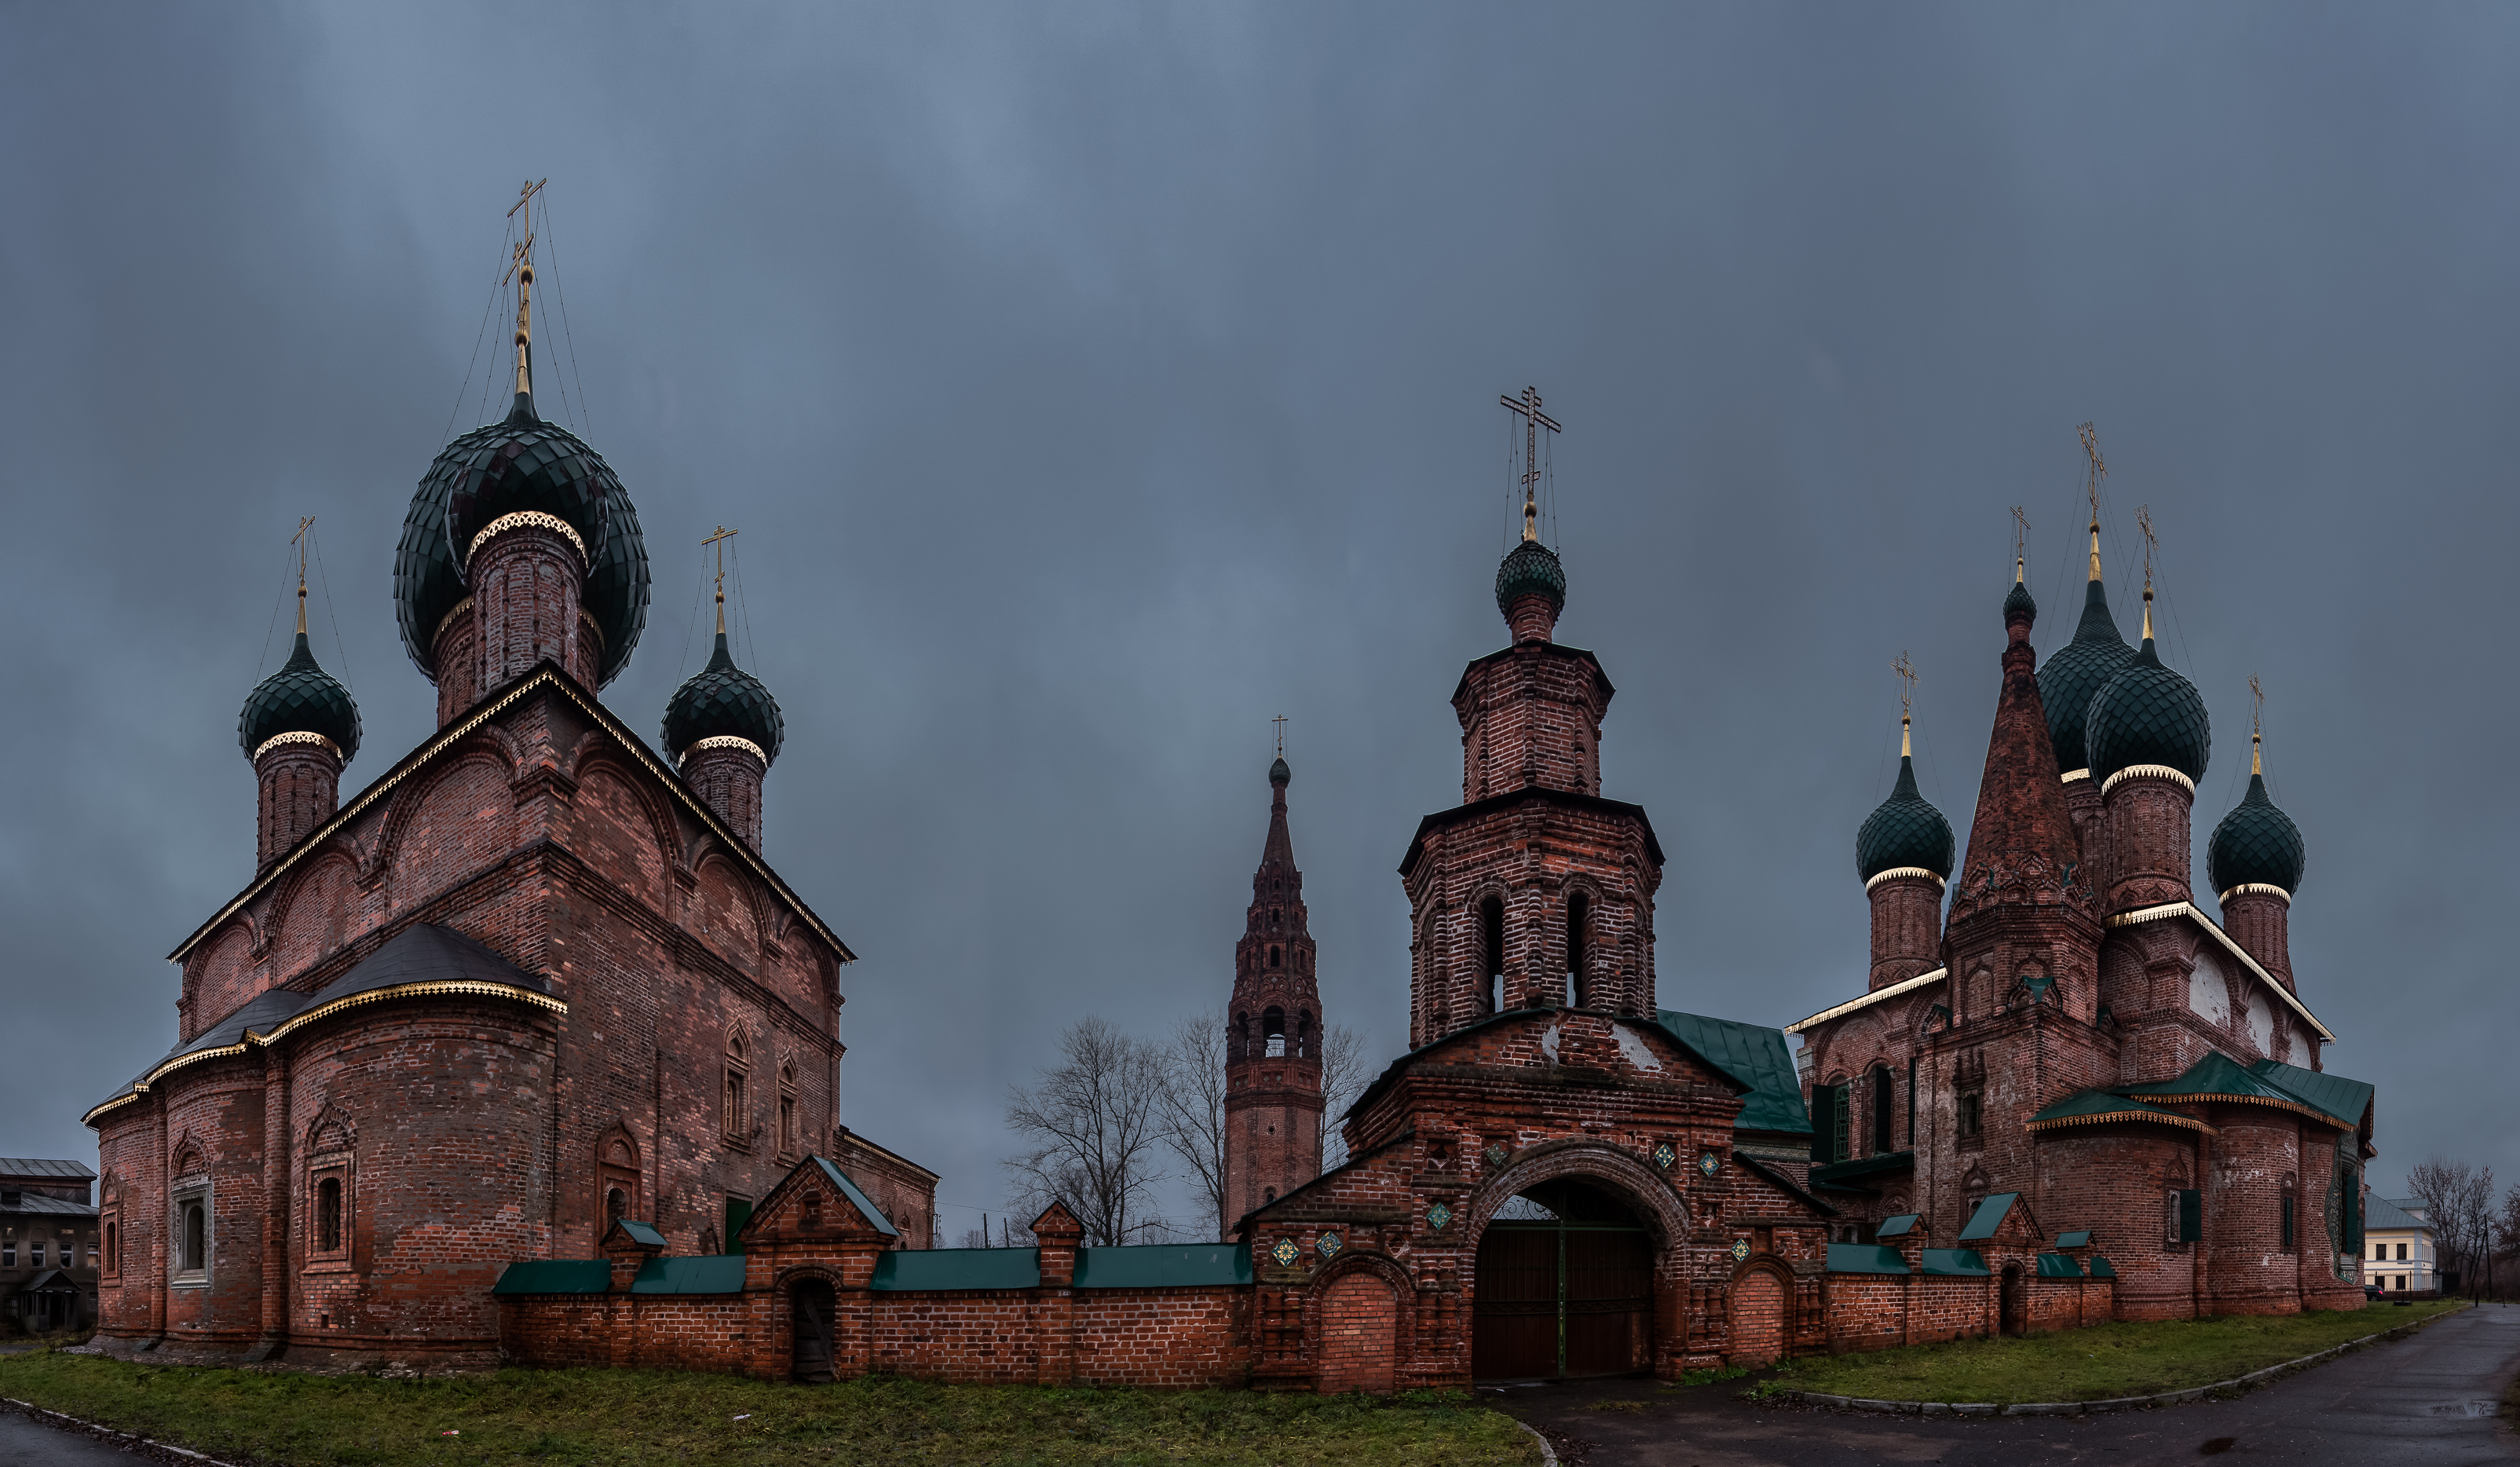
[869,1248,1041,1292]
[2029,1088,2207,1129]
[1827,1243,1910,1275]
[1856,755,1955,882]
[1810,1151,1914,1187]
[1921,1248,1989,1277]
[2208,773,2306,897]
[2088,1256,2118,1278]
[2245,1059,2372,1130]
[605,1219,666,1249]
[1073,1244,1252,1290]
[1958,1192,2019,1242]
[2054,1230,2092,1249]
[1655,1011,1811,1135]
[631,1255,747,1294]
[492,1259,612,1295]
[2036,1253,2084,1278]
[1876,1213,1921,1238]
[2123,1052,2346,1124]
[813,1156,901,1238]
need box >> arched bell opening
[1472,1177,1657,1381]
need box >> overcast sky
[3,4,2513,1231]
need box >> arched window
[723,1033,751,1144]
[607,1187,627,1224]
[181,1202,206,1274]
[1297,1010,1315,1059]
[104,1221,117,1275]
[1264,1007,1287,1058]
[316,1177,342,1253]
[1566,891,1590,1008]
[1870,1063,1895,1154]
[1269,946,1282,969]
[778,1063,799,1157]
[1480,895,1506,1014]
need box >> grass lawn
[1765,1299,2467,1405]
[0,1353,1538,1467]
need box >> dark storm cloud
[2,3,2511,1227]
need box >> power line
[442,221,510,443]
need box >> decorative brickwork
[1223,759,1322,1235]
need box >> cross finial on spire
[1500,386,1562,544]
[1892,650,1918,757]
[2248,673,2264,776]
[503,179,547,399]
[2077,422,2105,582]
[703,525,737,635]
[291,515,315,635]
[1272,713,1287,757]
[2010,506,2029,583]
[2134,503,2157,641]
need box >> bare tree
[1155,1011,1230,1241]
[2406,1156,2496,1297]
[1004,1018,1172,1247]
[1318,1023,1373,1171]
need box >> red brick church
[84,228,2367,1381]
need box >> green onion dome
[1856,754,1954,882]
[2003,578,2037,624]
[2084,636,2211,784]
[2035,580,2135,774]
[1269,756,1290,786]
[2207,770,2306,897]
[1494,539,1567,618]
[240,630,361,764]
[394,391,649,686]
[662,631,784,766]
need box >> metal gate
[1472,1194,1654,1381]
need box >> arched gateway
[1472,1178,1658,1381]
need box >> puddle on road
[2424,1399,2500,1418]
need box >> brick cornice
[1398,788,1662,877]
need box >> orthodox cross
[503,179,546,396]
[1271,714,1287,757]
[1891,651,1918,756]
[291,516,315,631]
[703,525,737,633]
[2248,673,2265,775]
[2134,503,2158,638]
[2010,505,2029,581]
[1500,386,1560,543]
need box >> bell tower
[1221,737,1324,1236]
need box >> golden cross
[502,180,546,396]
[2249,674,2264,776]
[1499,386,1561,543]
[1891,651,1918,757]
[703,525,738,634]
[2078,421,2105,521]
[1271,715,1287,757]
[291,516,315,633]
[2010,506,2029,578]
[2135,504,2156,587]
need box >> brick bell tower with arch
[1222,752,1323,1234]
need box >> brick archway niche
[1465,1142,1693,1381]
[1308,1251,1414,1394]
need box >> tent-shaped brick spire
[1948,569,2094,926]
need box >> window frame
[304,1149,354,1273]
[172,1183,212,1286]
[722,1032,754,1149]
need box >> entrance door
[1999,1265,2024,1337]
[1472,1180,1655,1381]
[792,1279,836,1384]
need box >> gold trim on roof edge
[2101,763,2196,796]
[2219,883,2291,905]
[1863,866,1945,894]
[2105,901,2334,1041]
[2026,1109,2218,1136]
[464,510,588,570]
[1783,967,1948,1035]
[251,730,339,762]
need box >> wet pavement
[1500,1304,2520,1466]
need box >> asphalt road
[1501,1304,2520,1466]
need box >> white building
[2362,1196,2438,1293]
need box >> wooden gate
[1472,1209,1654,1380]
[792,1279,836,1383]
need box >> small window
[2397,1242,2408,1261]
[1565,891,1589,1008]
[1869,1063,1894,1154]
[723,1033,752,1143]
[104,1222,117,1275]
[316,1177,342,1253]
[1480,895,1506,1012]
[1956,1090,1983,1141]
[181,1202,207,1273]
[1269,946,1282,969]
[2280,1194,2295,1249]
[607,1187,627,1224]
[2373,1242,2386,1261]
[26,1242,39,1268]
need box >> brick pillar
[829,1239,882,1381]
[2062,772,2107,900]
[681,743,766,851]
[252,1045,289,1359]
[1865,873,1943,990]
[2219,889,2293,993]
[1030,1202,1084,1385]
[254,741,341,872]
[468,520,591,694]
